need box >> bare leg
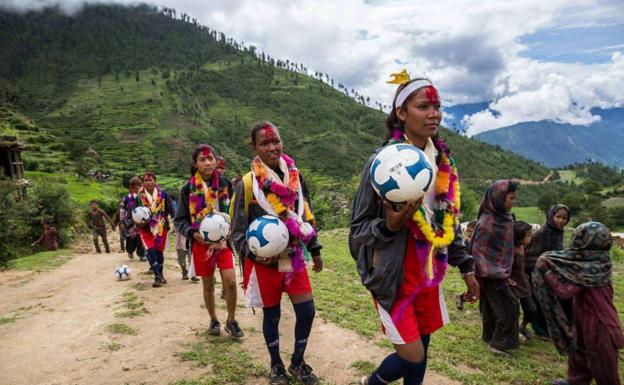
[201,276,217,321]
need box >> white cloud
[2,0,623,133]
[464,52,624,135]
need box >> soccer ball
[199,213,230,243]
[246,215,290,258]
[369,144,433,203]
[132,206,151,225]
[115,264,132,280]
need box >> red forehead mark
[263,126,277,140]
[200,149,212,158]
[425,86,440,104]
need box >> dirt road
[0,247,459,385]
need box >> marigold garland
[139,186,166,243]
[402,138,460,251]
[189,171,219,230]
[251,154,317,272]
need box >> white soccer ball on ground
[246,215,290,258]
[199,213,230,243]
[115,264,132,280]
[369,144,433,203]
[132,206,151,225]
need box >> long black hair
[190,144,217,176]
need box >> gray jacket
[349,153,474,312]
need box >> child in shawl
[470,179,519,356]
[533,222,623,385]
[509,221,536,339]
[526,204,570,337]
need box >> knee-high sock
[403,334,430,385]
[146,248,159,277]
[262,304,282,367]
[291,300,315,366]
[368,353,425,385]
[156,251,165,276]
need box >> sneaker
[224,320,244,338]
[488,345,512,358]
[360,376,369,385]
[182,273,189,280]
[160,276,167,284]
[269,364,290,385]
[207,320,221,336]
[139,256,146,262]
[288,362,319,385]
[128,253,134,259]
[191,276,200,282]
[152,277,162,288]
[520,328,532,340]
[455,294,464,311]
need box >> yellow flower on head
[387,69,411,85]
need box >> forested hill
[0,3,549,185]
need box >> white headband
[394,79,433,109]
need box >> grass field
[8,249,73,271]
[512,206,545,225]
[311,229,624,385]
[557,170,584,184]
[25,171,124,206]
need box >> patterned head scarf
[543,221,612,287]
[532,221,613,354]
[470,179,516,279]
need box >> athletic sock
[262,304,283,368]
[291,299,315,366]
[367,352,425,385]
[146,248,158,277]
[403,334,430,385]
[156,251,165,276]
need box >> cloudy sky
[3,0,624,135]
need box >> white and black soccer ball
[199,213,230,243]
[246,215,289,258]
[369,144,433,203]
[115,264,132,281]
[131,206,151,225]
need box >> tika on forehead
[200,148,212,157]
[425,86,440,104]
[262,125,278,139]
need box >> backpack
[229,172,254,219]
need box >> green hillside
[0,3,549,184]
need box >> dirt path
[0,245,459,385]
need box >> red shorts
[374,286,447,345]
[191,242,235,277]
[242,258,312,308]
[138,228,167,253]
[374,235,449,345]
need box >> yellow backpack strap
[242,172,253,217]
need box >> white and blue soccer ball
[369,144,433,203]
[199,213,230,243]
[131,206,151,225]
[246,215,289,258]
[115,264,132,281]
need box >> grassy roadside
[7,249,73,271]
[172,332,266,385]
[311,229,624,385]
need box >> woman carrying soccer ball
[174,144,243,338]
[230,122,323,385]
[137,171,175,287]
[350,70,479,385]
